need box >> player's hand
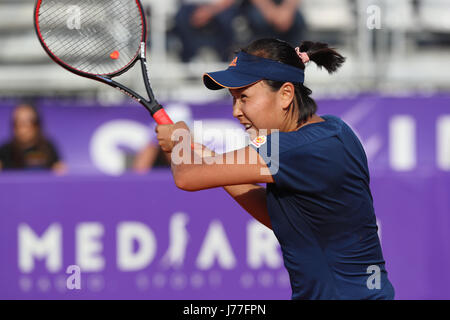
[155,121,191,153]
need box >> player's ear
[278,82,295,111]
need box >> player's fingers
[155,124,167,133]
[158,140,172,153]
[156,124,172,141]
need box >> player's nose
[232,103,243,119]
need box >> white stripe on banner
[437,116,450,171]
[389,115,416,171]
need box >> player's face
[230,81,287,139]
[13,106,39,145]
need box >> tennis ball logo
[66,6,81,30]
[251,136,267,148]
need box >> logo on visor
[229,57,238,67]
[251,135,267,148]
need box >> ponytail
[298,41,346,74]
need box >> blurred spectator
[174,0,238,62]
[0,103,66,173]
[242,0,306,45]
[133,144,170,173]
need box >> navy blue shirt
[250,115,395,300]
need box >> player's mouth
[242,123,253,131]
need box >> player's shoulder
[318,114,346,130]
[251,115,347,154]
[276,114,344,152]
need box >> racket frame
[34,0,172,124]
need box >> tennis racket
[34,0,173,125]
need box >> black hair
[241,38,345,125]
[11,102,42,129]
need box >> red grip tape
[154,108,194,150]
[153,109,173,125]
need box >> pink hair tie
[295,47,310,64]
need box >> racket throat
[97,76,159,112]
[140,42,146,59]
[140,58,155,103]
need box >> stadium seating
[0,0,449,99]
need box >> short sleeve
[249,131,280,177]
[249,131,344,192]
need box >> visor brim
[203,70,261,90]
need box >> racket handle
[153,108,173,125]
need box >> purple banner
[0,172,291,300]
[0,171,449,300]
[1,94,449,174]
[1,94,449,299]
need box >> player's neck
[295,114,325,131]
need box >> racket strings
[47,11,99,61]
[81,17,139,73]
[80,5,138,73]
[44,2,133,63]
[44,3,101,51]
[38,0,143,76]
[40,2,108,67]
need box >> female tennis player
[156,38,395,300]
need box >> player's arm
[156,123,274,228]
[173,142,274,229]
[192,143,272,229]
[155,122,274,189]
[223,184,272,229]
[171,145,274,191]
